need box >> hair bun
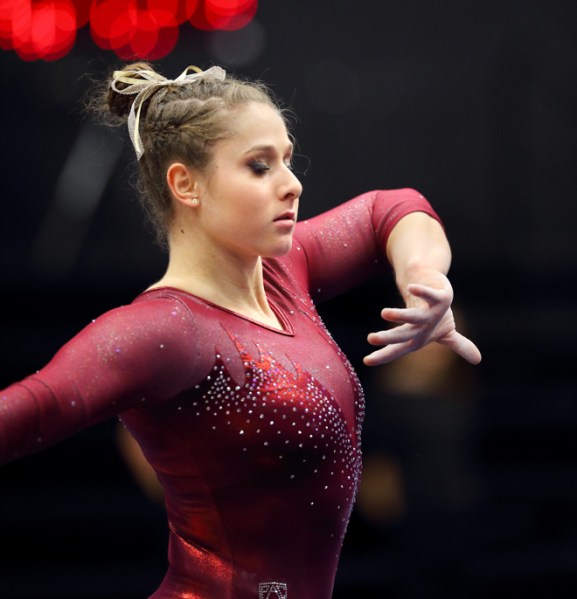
[107,61,158,119]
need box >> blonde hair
[93,62,283,247]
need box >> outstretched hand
[363,273,482,367]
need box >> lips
[274,211,296,222]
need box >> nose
[282,166,303,201]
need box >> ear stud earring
[191,197,199,206]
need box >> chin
[266,239,293,258]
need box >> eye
[248,161,270,175]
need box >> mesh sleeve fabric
[0,296,200,464]
[292,188,442,302]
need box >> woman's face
[193,102,303,262]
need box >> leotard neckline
[138,286,295,337]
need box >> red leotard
[0,189,440,599]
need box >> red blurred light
[32,1,77,60]
[0,0,22,50]
[2,0,256,61]
[112,9,156,58]
[147,0,197,26]
[71,0,92,28]
[91,0,180,60]
[116,9,179,60]
[190,0,256,31]
[2,0,76,62]
[90,0,133,50]
[0,0,32,51]
[145,1,175,28]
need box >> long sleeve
[291,188,442,302]
[0,296,201,464]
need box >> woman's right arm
[0,297,199,465]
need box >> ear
[166,162,200,206]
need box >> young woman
[0,63,481,598]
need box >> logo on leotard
[259,581,288,599]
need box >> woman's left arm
[363,212,482,366]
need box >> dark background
[1,1,577,597]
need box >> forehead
[223,102,291,148]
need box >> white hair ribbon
[110,65,227,160]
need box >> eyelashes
[248,161,271,174]
[248,154,310,176]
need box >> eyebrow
[243,143,294,156]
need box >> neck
[150,235,277,323]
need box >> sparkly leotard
[0,189,439,599]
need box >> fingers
[365,309,481,366]
[407,282,453,304]
[368,302,450,351]
[380,285,451,325]
[367,324,417,346]
[380,307,429,324]
[364,336,482,367]
[380,305,449,327]
[440,331,483,365]
[364,280,481,367]
[365,330,483,367]
[363,343,413,366]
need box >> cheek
[240,209,265,230]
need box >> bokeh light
[71,0,91,27]
[190,0,257,31]
[0,0,77,61]
[0,0,257,61]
